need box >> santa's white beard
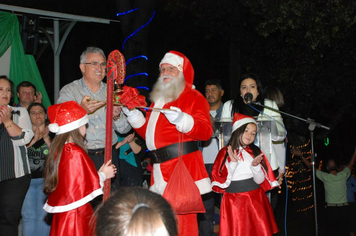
[150,73,185,103]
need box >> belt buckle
[90,150,104,156]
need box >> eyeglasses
[83,62,107,69]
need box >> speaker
[21,15,40,56]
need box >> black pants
[0,174,31,236]
[325,204,350,236]
[119,159,143,187]
[88,146,119,210]
[267,169,279,211]
[198,164,220,236]
[88,145,120,191]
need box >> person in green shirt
[291,147,356,236]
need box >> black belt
[149,141,199,164]
[88,148,105,156]
[88,144,117,156]
[226,178,260,193]
[326,203,349,207]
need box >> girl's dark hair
[264,86,284,108]
[230,73,264,117]
[225,123,268,172]
[43,129,87,194]
[28,102,47,114]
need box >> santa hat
[159,52,184,71]
[48,101,88,135]
[232,112,257,133]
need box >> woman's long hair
[264,86,284,108]
[43,129,87,194]
[230,73,264,117]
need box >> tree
[163,0,356,140]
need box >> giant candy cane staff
[104,50,126,201]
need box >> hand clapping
[227,145,239,162]
[251,153,264,166]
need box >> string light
[286,140,314,213]
[118,9,154,90]
[116,8,138,16]
[126,55,148,66]
[296,205,314,212]
[122,11,156,50]
[135,86,149,90]
[124,73,148,82]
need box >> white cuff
[251,164,262,173]
[129,112,146,128]
[98,172,106,189]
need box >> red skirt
[219,187,278,236]
[49,203,95,236]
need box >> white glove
[122,106,140,121]
[161,106,184,125]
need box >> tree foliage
[164,0,356,142]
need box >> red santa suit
[43,143,103,236]
[128,51,213,236]
[211,146,279,236]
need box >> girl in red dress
[211,113,279,236]
[43,101,116,236]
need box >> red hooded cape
[211,146,279,193]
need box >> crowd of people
[0,46,355,236]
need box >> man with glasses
[57,47,131,193]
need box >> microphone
[244,93,253,104]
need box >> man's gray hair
[80,47,106,64]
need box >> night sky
[2,2,356,235]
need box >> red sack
[162,157,205,214]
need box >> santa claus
[123,50,213,236]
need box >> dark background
[3,0,354,159]
[1,1,356,235]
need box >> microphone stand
[251,101,329,236]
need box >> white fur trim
[232,118,256,133]
[98,172,106,188]
[150,163,212,195]
[49,115,89,135]
[48,123,59,133]
[159,53,184,71]
[149,163,167,195]
[195,177,212,195]
[146,100,165,150]
[128,111,146,129]
[43,188,103,213]
[211,161,236,191]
